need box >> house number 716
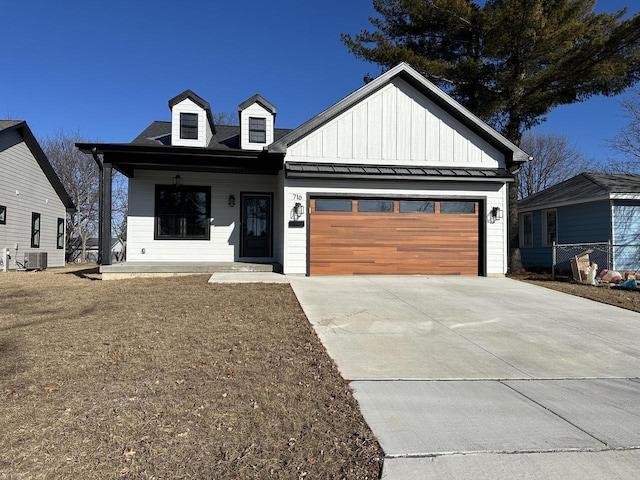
[291,194,303,201]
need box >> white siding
[281,179,507,276]
[171,98,208,147]
[288,77,505,168]
[127,170,280,263]
[0,130,67,268]
[239,103,274,150]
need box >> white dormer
[168,90,215,147]
[238,94,276,150]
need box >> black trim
[57,218,64,249]
[154,185,211,240]
[0,122,75,212]
[31,212,41,248]
[180,112,198,140]
[240,192,273,258]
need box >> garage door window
[440,201,476,214]
[399,201,435,213]
[315,199,352,212]
[358,200,394,212]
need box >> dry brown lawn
[511,273,640,313]
[0,267,382,479]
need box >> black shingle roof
[519,173,640,211]
[131,121,293,151]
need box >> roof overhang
[76,143,285,177]
[286,162,514,183]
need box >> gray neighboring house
[0,120,75,269]
[519,172,640,271]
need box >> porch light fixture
[173,173,183,186]
[228,194,236,207]
[491,206,503,220]
[293,202,304,218]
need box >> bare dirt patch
[0,267,382,479]
[510,273,640,313]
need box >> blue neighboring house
[518,173,640,271]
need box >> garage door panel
[310,198,480,275]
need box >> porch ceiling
[76,143,284,177]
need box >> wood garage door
[309,198,480,275]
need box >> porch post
[100,163,113,266]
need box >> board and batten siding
[281,179,507,276]
[287,77,504,168]
[127,171,281,263]
[0,129,67,268]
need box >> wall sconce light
[491,206,503,220]
[173,173,183,186]
[228,194,236,207]
[293,202,305,219]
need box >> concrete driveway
[288,276,640,479]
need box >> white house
[78,63,529,278]
[0,120,75,269]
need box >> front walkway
[288,275,640,479]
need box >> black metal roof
[519,172,640,211]
[286,162,514,182]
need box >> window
[155,185,211,240]
[0,205,5,224]
[31,213,41,248]
[358,200,394,212]
[440,201,476,214]
[57,218,65,249]
[520,213,533,248]
[249,117,266,143]
[180,113,198,139]
[543,209,557,246]
[315,199,352,212]
[400,201,435,213]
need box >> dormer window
[180,113,199,140]
[249,117,266,143]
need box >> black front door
[241,194,272,257]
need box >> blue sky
[2,1,638,165]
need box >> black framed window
[315,199,352,212]
[0,205,5,224]
[180,113,198,140]
[399,201,435,213]
[440,201,476,214]
[57,218,65,249]
[155,185,211,240]
[31,213,41,248]
[249,117,266,143]
[358,200,394,212]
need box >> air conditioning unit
[25,252,48,269]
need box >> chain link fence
[552,241,640,279]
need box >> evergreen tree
[342,0,640,271]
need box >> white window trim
[542,209,558,247]
[520,212,533,248]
